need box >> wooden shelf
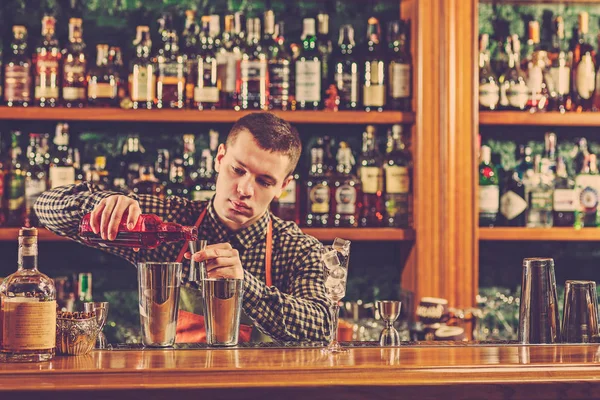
[0,227,414,242]
[0,107,414,125]
[479,227,600,241]
[480,0,598,3]
[479,111,600,127]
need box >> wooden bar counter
[2,343,600,399]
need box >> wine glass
[84,302,109,349]
[322,237,351,354]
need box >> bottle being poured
[78,213,198,249]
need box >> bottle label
[2,298,56,351]
[334,70,358,103]
[191,190,215,202]
[363,85,386,107]
[295,60,321,102]
[479,82,500,108]
[131,65,156,101]
[553,188,577,212]
[88,82,117,99]
[268,60,291,104]
[506,82,528,108]
[217,51,240,94]
[49,166,75,188]
[579,186,599,211]
[360,166,383,194]
[277,180,296,204]
[62,87,86,101]
[35,59,60,99]
[527,65,544,101]
[194,87,220,103]
[25,178,47,209]
[240,60,268,104]
[530,190,553,210]
[8,175,25,211]
[577,54,596,100]
[309,184,330,213]
[335,184,357,214]
[390,63,410,99]
[500,190,527,220]
[4,65,32,102]
[549,66,570,95]
[385,166,410,194]
[195,59,219,103]
[479,185,499,213]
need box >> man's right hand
[89,195,141,241]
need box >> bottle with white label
[384,125,411,227]
[155,15,186,109]
[296,18,322,110]
[194,17,220,110]
[478,33,499,111]
[499,35,528,110]
[237,17,268,110]
[572,12,595,111]
[363,17,386,112]
[49,123,75,189]
[387,20,412,111]
[479,145,499,227]
[34,15,60,108]
[333,25,359,110]
[61,18,87,108]
[331,142,359,228]
[130,26,156,109]
[524,155,554,228]
[553,157,576,227]
[87,44,119,107]
[0,227,56,362]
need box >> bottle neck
[18,237,38,271]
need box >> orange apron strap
[176,208,207,263]
[265,218,273,287]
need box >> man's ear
[215,143,227,173]
[274,175,294,199]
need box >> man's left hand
[184,243,243,280]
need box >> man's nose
[237,175,254,197]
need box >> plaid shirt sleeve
[242,235,333,342]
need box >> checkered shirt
[34,182,333,342]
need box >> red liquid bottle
[78,213,198,249]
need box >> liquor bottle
[119,134,145,187]
[594,32,600,111]
[553,157,577,227]
[79,213,198,249]
[61,18,87,108]
[75,272,92,308]
[0,227,56,362]
[166,159,189,198]
[526,48,550,111]
[575,154,600,228]
[7,132,26,227]
[130,26,156,109]
[194,16,220,110]
[523,21,540,70]
[132,165,165,198]
[0,134,7,227]
[305,138,330,227]
[296,18,322,110]
[237,17,268,110]
[384,125,412,228]
[317,12,332,89]
[156,20,186,109]
[491,34,510,78]
[271,171,300,224]
[24,134,48,227]
[333,25,359,110]
[363,17,386,112]
[155,149,170,186]
[524,155,554,228]
[108,46,126,102]
[209,15,221,49]
[478,33,500,110]
[478,145,499,227]
[499,171,527,227]
[91,156,111,190]
[548,17,570,112]
[514,145,534,180]
[499,35,528,110]
[0,42,3,101]
[182,10,200,105]
[190,149,217,202]
[573,137,590,176]
[358,126,385,227]
[266,15,292,110]
[49,123,75,189]
[217,14,243,109]
[573,12,595,111]
[33,15,60,107]
[4,26,32,107]
[87,44,118,107]
[182,133,196,179]
[388,20,412,111]
[331,142,359,228]
[543,132,558,172]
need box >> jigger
[376,300,402,346]
[188,239,208,285]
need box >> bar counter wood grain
[2,344,600,399]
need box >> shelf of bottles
[478,227,600,241]
[480,111,600,127]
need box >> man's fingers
[127,203,141,229]
[90,201,106,234]
[193,248,238,262]
[100,200,116,240]
[107,197,127,240]
[205,256,238,270]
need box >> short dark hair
[226,113,302,176]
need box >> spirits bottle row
[479,133,600,228]
[479,12,600,113]
[0,10,412,112]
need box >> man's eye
[257,179,273,188]
[232,166,245,175]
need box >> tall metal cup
[518,258,560,344]
[202,278,244,347]
[138,262,182,347]
[561,280,599,343]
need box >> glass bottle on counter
[331,142,359,227]
[156,17,186,109]
[79,213,198,249]
[333,24,359,110]
[363,17,386,112]
[384,125,412,228]
[130,26,156,110]
[358,125,385,227]
[87,44,118,107]
[478,145,499,227]
[296,18,322,110]
[524,155,554,228]
[553,157,577,227]
[305,138,330,227]
[34,15,60,108]
[548,17,570,112]
[499,35,528,110]
[0,227,56,362]
[237,17,268,110]
[387,20,412,111]
[4,26,32,107]
[62,18,87,108]
[194,16,220,110]
[478,33,500,111]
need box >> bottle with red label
[4,26,32,107]
[79,213,198,249]
[34,15,60,108]
[330,142,359,227]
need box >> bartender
[35,112,332,343]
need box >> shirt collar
[203,200,270,249]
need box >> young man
[35,113,332,343]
